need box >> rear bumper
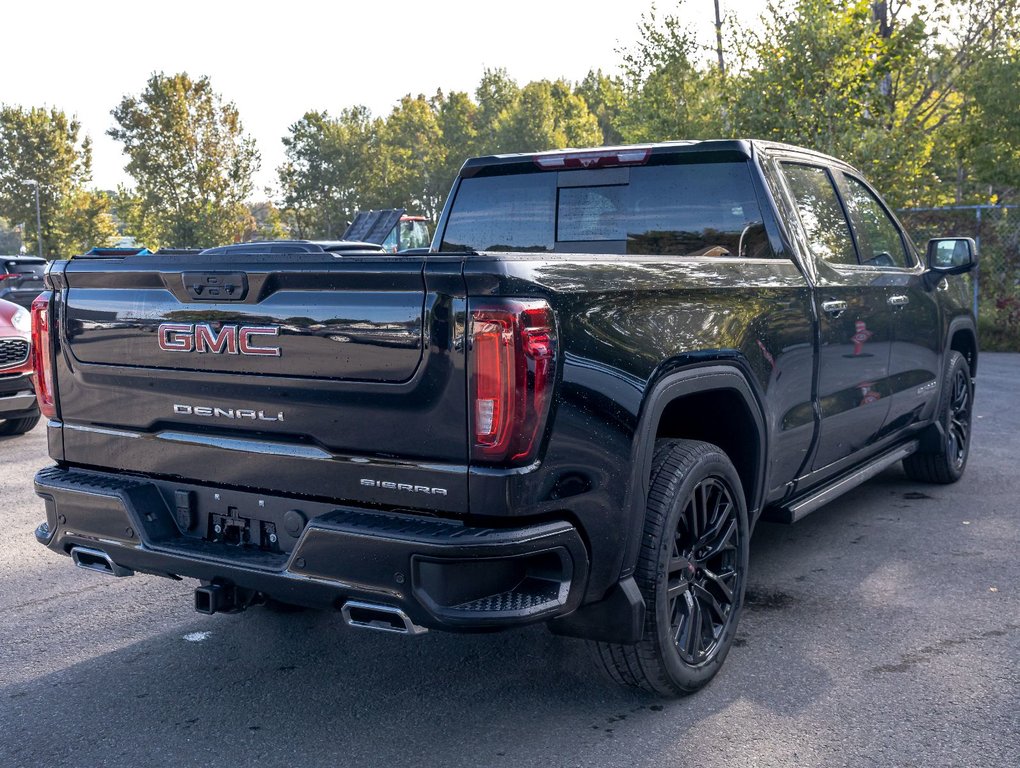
[34,465,589,631]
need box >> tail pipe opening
[70,546,134,578]
[341,600,427,635]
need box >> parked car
[0,297,38,435]
[0,255,46,308]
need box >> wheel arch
[947,317,978,377]
[620,364,767,580]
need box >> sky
[2,0,768,197]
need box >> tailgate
[51,251,468,512]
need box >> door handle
[888,294,909,307]
[821,300,848,317]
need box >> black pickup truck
[32,140,977,696]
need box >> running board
[775,441,919,523]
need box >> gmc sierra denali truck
[32,140,977,696]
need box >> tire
[591,439,749,696]
[0,414,41,436]
[903,351,973,484]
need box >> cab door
[779,162,894,473]
[836,172,941,434]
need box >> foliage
[0,218,23,254]
[379,94,448,221]
[53,188,119,256]
[242,201,288,242]
[494,79,602,153]
[275,71,603,234]
[0,105,93,258]
[575,70,627,145]
[109,72,260,249]
[728,0,1018,206]
[278,107,380,239]
[958,48,1020,202]
[615,7,729,142]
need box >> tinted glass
[441,173,557,252]
[841,175,911,268]
[4,261,44,275]
[782,164,858,265]
[441,162,774,258]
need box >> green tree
[243,201,288,242]
[53,188,119,256]
[495,79,602,152]
[576,69,627,145]
[109,72,260,249]
[474,68,521,154]
[436,90,478,194]
[954,45,1020,202]
[728,0,1020,205]
[616,7,730,142]
[0,218,23,253]
[0,105,92,258]
[378,94,448,220]
[278,107,381,239]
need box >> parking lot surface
[1,355,1017,768]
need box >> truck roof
[460,139,845,176]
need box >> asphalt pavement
[1,355,1017,768]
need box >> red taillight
[30,293,57,419]
[469,300,557,465]
[0,273,17,281]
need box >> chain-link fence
[898,205,1020,350]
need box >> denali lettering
[158,323,281,356]
[174,404,284,422]
[360,478,448,496]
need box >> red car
[0,297,38,435]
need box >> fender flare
[619,364,768,579]
[946,315,978,373]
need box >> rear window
[440,162,774,258]
[3,260,44,275]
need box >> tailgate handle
[182,272,249,302]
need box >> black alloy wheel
[591,439,749,696]
[946,362,971,471]
[904,350,973,484]
[668,476,741,666]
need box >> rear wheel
[903,351,972,484]
[0,415,40,436]
[591,439,749,696]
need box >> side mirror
[926,237,977,275]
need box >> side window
[840,175,912,268]
[781,163,858,266]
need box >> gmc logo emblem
[157,323,281,357]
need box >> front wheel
[591,439,749,696]
[903,350,973,484]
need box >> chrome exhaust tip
[341,600,427,635]
[70,546,134,578]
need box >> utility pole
[714,0,725,74]
[20,180,42,259]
